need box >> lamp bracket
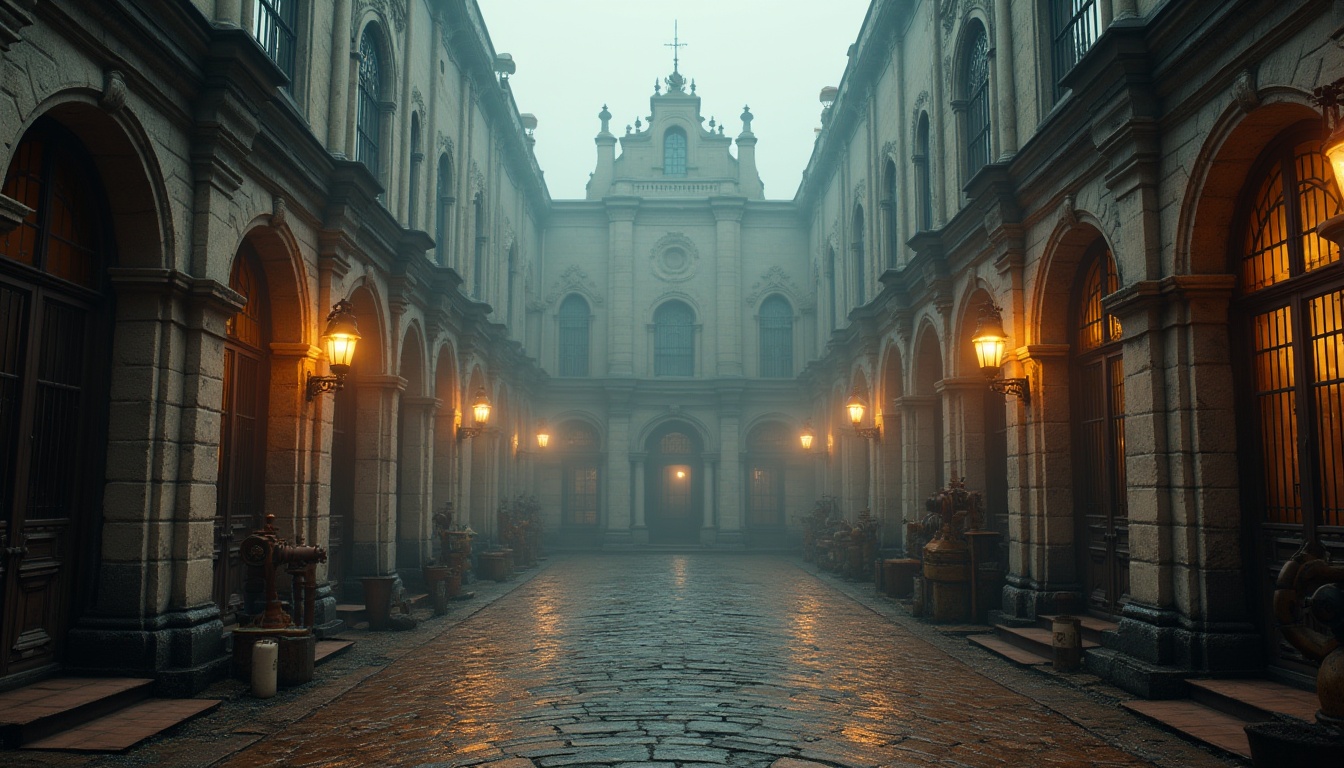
[306,373,343,402]
[989,376,1030,405]
[456,425,487,441]
[853,426,881,442]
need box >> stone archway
[644,422,704,545]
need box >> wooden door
[0,121,109,677]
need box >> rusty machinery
[241,514,327,629]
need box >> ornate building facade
[0,0,1341,702]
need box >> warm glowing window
[1240,134,1344,528]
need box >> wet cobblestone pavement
[10,554,1239,767]
[215,554,1228,768]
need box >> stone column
[701,455,719,545]
[351,375,406,577]
[606,198,639,376]
[632,451,648,545]
[396,397,439,571]
[327,0,352,155]
[604,386,634,547]
[712,198,745,377]
[897,395,938,524]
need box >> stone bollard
[251,639,278,698]
[1052,614,1083,671]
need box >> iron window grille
[252,0,298,86]
[1050,0,1101,100]
[759,296,793,378]
[558,295,590,377]
[654,301,694,376]
[965,27,991,180]
[356,29,381,180]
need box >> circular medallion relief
[650,234,699,282]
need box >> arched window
[654,301,694,376]
[435,155,454,267]
[852,205,866,304]
[759,295,793,378]
[963,24,991,180]
[746,422,792,528]
[1072,242,1126,615]
[1050,0,1101,99]
[561,422,600,526]
[664,128,687,176]
[252,0,298,84]
[883,160,899,267]
[1238,129,1344,535]
[915,114,933,231]
[558,294,590,377]
[356,26,383,181]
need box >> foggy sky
[479,1,873,201]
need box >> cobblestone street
[203,554,1230,768]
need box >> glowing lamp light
[306,299,361,401]
[676,470,686,479]
[846,389,867,429]
[1318,78,1344,198]
[973,300,1030,405]
[471,387,492,426]
[971,303,1010,374]
[799,420,815,451]
[536,419,550,449]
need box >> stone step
[21,698,221,753]
[314,639,355,665]
[1037,613,1117,645]
[0,677,154,748]
[1123,699,1253,760]
[1187,678,1318,723]
[967,634,1049,667]
[994,624,1099,660]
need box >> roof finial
[665,20,686,74]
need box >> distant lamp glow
[457,386,493,440]
[972,301,1030,405]
[536,419,550,449]
[799,420,815,451]
[846,387,880,441]
[675,470,686,479]
[306,300,361,401]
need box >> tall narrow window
[915,114,932,231]
[252,0,297,84]
[852,205,866,304]
[964,24,992,179]
[746,423,791,528]
[561,423,600,526]
[759,295,793,378]
[435,155,454,267]
[664,128,687,176]
[356,27,382,181]
[472,192,485,298]
[558,294,590,377]
[883,160,899,267]
[408,115,421,228]
[1050,0,1101,99]
[654,301,694,376]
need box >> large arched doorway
[645,423,703,544]
[1071,240,1128,617]
[0,119,114,676]
[216,243,271,621]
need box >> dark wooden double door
[646,428,702,544]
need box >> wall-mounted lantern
[535,419,551,449]
[1314,77,1344,197]
[457,386,492,441]
[846,388,881,441]
[306,299,361,401]
[971,301,1029,405]
[799,420,815,451]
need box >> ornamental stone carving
[544,264,604,307]
[746,266,814,311]
[649,232,699,283]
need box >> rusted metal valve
[241,514,327,630]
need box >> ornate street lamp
[457,386,492,440]
[1315,78,1344,197]
[799,419,815,451]
[846,387,881,441]
[306,299,361,401]
[971,301,1029,404]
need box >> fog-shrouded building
[0,0,1341,704]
